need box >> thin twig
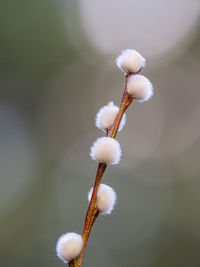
[71,73,134,267]
[75,163,106,266]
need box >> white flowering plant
[56,49,154,266]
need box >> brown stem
[69,208,99,267]
[79,207,99,265]
[74,163,106,266]
[109,93,132,138]
[82,163,106,241]
[109,74,133,138]
[72,73,134,267]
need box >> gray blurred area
[1,0,200,266]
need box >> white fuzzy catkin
[90,137,121,165]
[127,74,153,102]
[88,184,117,215]
[56,232,83,263]
[116,49,146,74]
[95,101,126,132]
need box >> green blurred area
[0,1,200,266]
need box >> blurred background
[1,0,200,266]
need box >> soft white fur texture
[116,49,146,74]
[127,74,153,102]
[90,137,121,165]
[95,101,126,132]
[88,184,117,215]
[56,232,83,263]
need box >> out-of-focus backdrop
[1,0,200,266]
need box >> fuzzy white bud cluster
[127,74,153,102]
[56,232,83,263]
[90,137,121,165]
[88,184,117,215]
[95,101,126,132]
[116,49,146,74]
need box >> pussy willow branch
[69,73,134,267]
